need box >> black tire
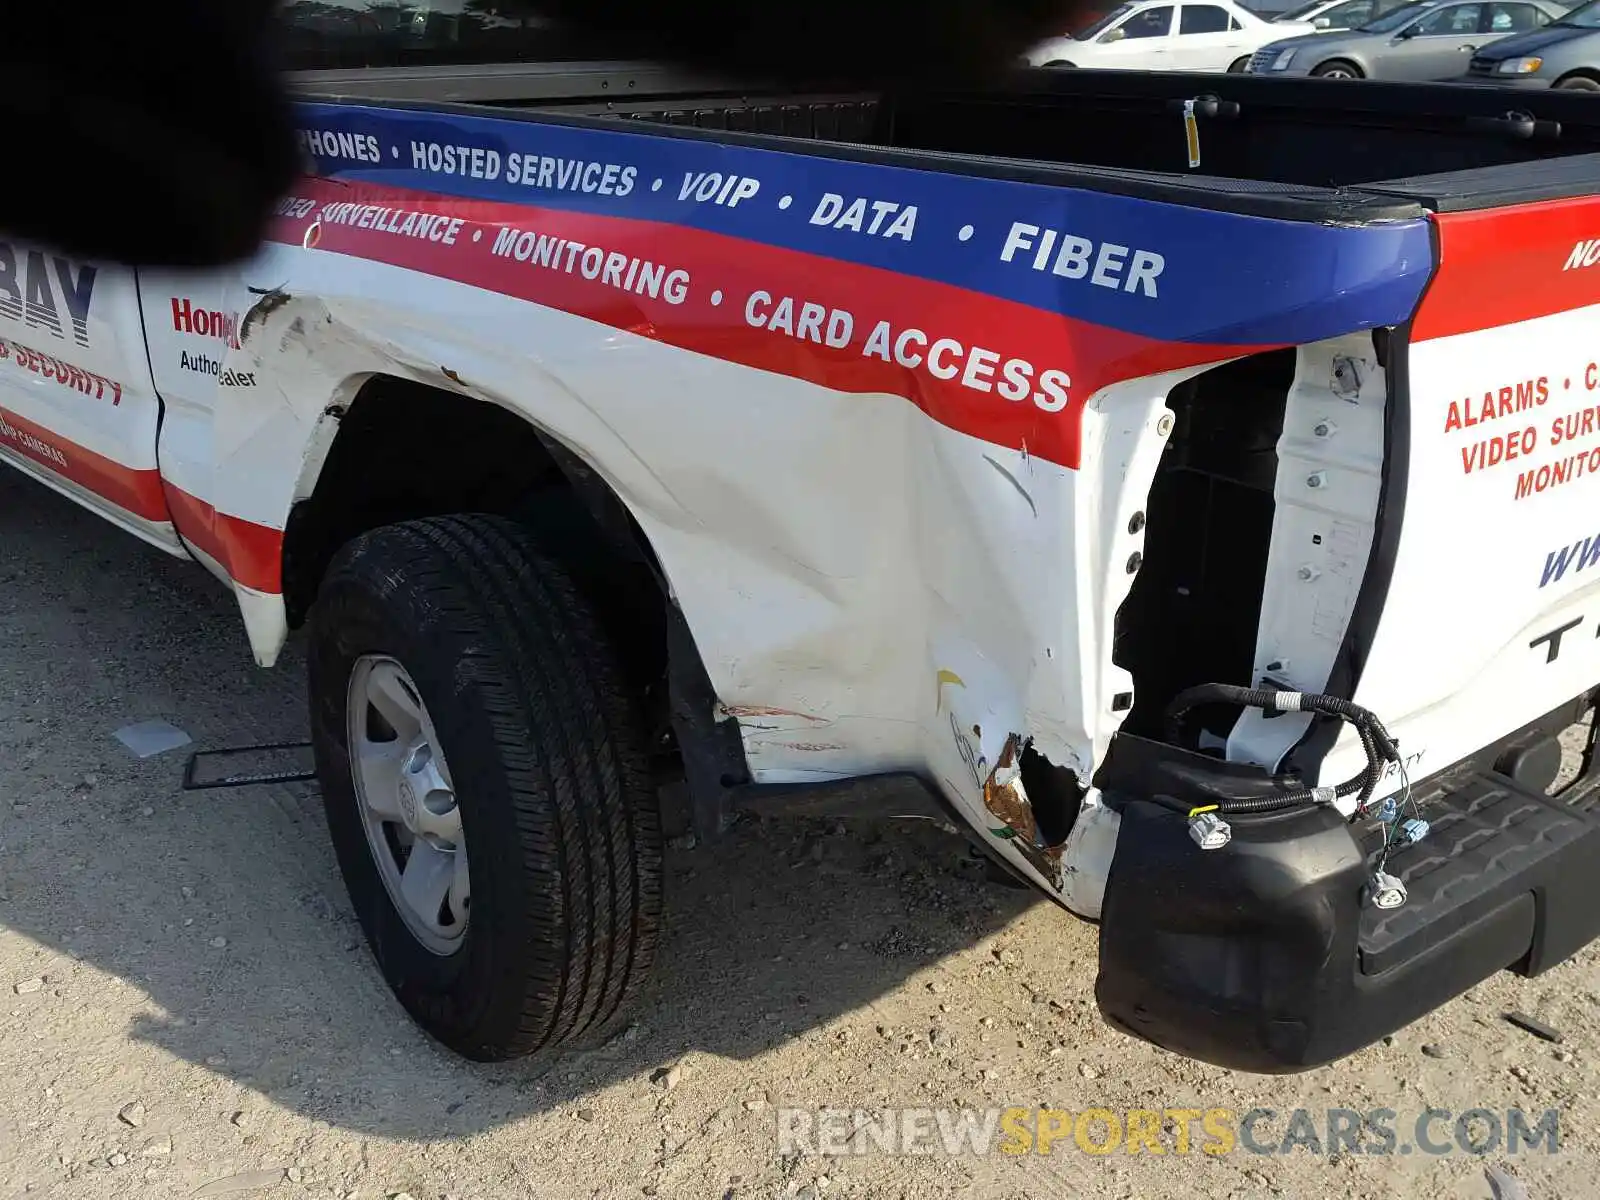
[1042,59,1076,68]
[1556,72,1600,91]
[309,514,662,1062]
[1227,56,1250,72]
[1311,59,1362,78]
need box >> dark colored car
[1461,0,1600,84]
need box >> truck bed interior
[302,63,1600,211]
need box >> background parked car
[1245,0,1567,77]
[1025,0,1315,70]
[1459,0,1600,85]
[1267,0,1419,29]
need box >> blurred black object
[0,0,1066,268]
[528,0,1066,84]
[0,0,297,267]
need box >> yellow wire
[1188,804,1220,818]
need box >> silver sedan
[1246,0,1572,78]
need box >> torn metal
[981,733,1065,890]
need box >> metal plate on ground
[182,743,317,790]
[114,719,193,758]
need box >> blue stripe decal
[293,100,1436,348]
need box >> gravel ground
[1,468,1597,1200]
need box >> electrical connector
[1188,811,1232,851]
[1400,818,1429,845]
[1376,795,1398,823]
[1369,870,1407,910]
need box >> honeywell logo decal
[171,297,241,349]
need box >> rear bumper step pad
[1095,763,1600,1072]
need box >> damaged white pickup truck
[4,13,1600,1071]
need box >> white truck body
[4,63,1600,1071]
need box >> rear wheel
[1228,56,1251,72]
[309,514,663,1062]
[1556,72,1600,90]
[1042,59,1077,67]
[1312,59,1362,78]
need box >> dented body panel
[2,89,1597,934]
[9,74,1600,1070]
[207,101,1431,896]
[0,95,1436,896]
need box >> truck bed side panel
[203,99,1433,889]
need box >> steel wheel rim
[347,655,470,954]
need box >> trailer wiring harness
[1158,682,1426,909]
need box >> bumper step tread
[1096,737,1600,1073]
[1358,770,1600,975]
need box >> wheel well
[283,377,557,625]
[1556,68,1600,85]
[285,373,748,836]
[282,376,670,693]
[1314,58,1363,76]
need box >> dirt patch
[0,471,1594,1200]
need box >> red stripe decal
[0,404,283,593]
[161,483,284,594]
[273,181,1256,471]
[0,405,167,520]
[1415,196,1600,342]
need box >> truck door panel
[1390,2,1485,79]
[0,239,178,550]
[139,266,285,594]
